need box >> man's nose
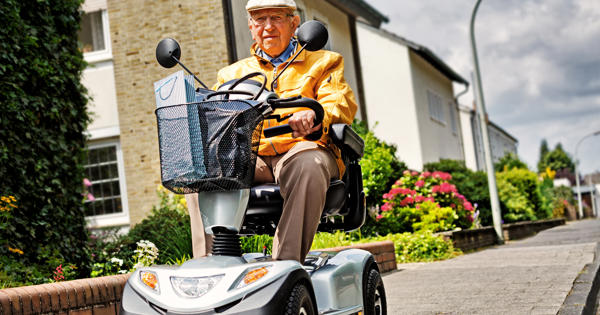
[264,18,276,30]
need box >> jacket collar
[250,37,306,66]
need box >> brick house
[80,0,387,229]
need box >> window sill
[84,51,113,64]
[86,212,130,229]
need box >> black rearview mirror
[297,20,328,52]
[156,38,181,68]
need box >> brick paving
[382,219,600,315]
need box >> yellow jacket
[214,43,358,176]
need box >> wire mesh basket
[156,100,264,194]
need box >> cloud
[365,0,600,174]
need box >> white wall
[356,23,423,170]
[409,52,463,166]
[82,60,120,139]
[459,105,478,170]
[489,126,518,162]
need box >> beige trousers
[187,141,338,262]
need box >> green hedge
[0,0,91,280]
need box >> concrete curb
[559,242,600,315]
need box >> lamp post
[575,130,600,218]
[470,0,504,243]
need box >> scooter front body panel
[121,255,310,314]
[308,248,373,314]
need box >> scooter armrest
[329,124,364,159]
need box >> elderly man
[186,0,357,263]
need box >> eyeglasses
[250,13,294,26]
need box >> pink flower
[411,171,419,176]
[415,180,424,187]
[464,201,474,211]
[395,180,403,186]
[376,214,383,220]
[432,171,452,181]
[87,193,95,201]
[381,203,393,212]
[415,195,426,203]
[432,185,440,193]
[400,196,414,207]
[83,178,92,187]
[403,170,410,175]
[421,171,431,178]
[383,193,392,200]
[425,197,435,203]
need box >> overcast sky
[364,0,600,175]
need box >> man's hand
[288,110,322,138]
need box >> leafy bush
[241,234,273,255]
[351,120,407,208]
[373,170,475,235]
[0,0,91,278]
[494,152,528,172]
[424,159,492,226]
[496,168,542,222]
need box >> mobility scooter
[120,21,387,315]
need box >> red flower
[415,180,424,187]
[463,202,474,211]
[421,171,431,178]
[450,203,456,208]
[415,195,426,203]
[381,203,393,212]
[400,196,414,207]
[411,171,419,176]
[376,214,383,220]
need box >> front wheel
[364,268,387,315]
[284,283,316,315]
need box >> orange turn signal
[242,267,269,286]
[140,271,159,291]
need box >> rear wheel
[284,283,316,315]
[364,268,387,315]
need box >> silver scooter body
[121,247,373,314]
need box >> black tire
[364,268,387,315]
[284,283,316,315]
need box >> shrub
[496,168,542,222]
[494,152,528,172]
[0,0,91,278]
[424,159,492,226]
[351,120,407,208]
[374,170,475,234]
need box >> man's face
[248,8,300,57]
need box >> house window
[84,143,123,217]
[78,10,111,63]
[427,90,445,124]
[448,101,457,133]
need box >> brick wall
[107,0,231,224]
[0,275,128,315]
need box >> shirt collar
[256,38,298,67]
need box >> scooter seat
[247,180,346,216]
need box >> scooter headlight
[140,271,159,293]
[237,266,271,289]
[170,274,224,298]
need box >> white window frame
[81,9,113,64]
[84,139,130,228]
[427,89,445,125]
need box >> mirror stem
[172,56,209,89]
[270,44,307,91]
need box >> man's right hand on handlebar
[289,110,322,138]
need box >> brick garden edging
[0,241,395,314]
[0,274,129,315]
[438,218,566,251]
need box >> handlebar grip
[263,97,324,139]
[263,124,293,138]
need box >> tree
[0,0,91,280]
[540,143,575,174]
[495,152,528,172]
[537,139,549,173]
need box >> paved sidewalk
[382,219,600,314]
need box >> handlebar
[263,97,324,141]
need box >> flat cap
[246,0,297,12]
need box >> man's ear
[292,15,301,30]
[248,18,256,40]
